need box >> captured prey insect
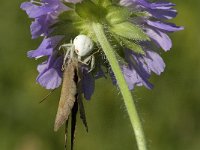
[54,35,96,150]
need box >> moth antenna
[39,89,56,103]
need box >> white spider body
[60,35,96,72]
[73,35,94,57]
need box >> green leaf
[110,22,150,41]
[106,6,131,25]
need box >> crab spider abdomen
[73,35,94,57]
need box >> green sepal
[113,34,145,55]
[97,0,112,7]
[106,6,131,25]
[75,0,105,21]
[110,38,127,65]
[63,2,75,9]
[110,22,150,41]
[120,38,145,55]
[59,10,80,21]
[50,20,78,38]
[114,50,128,65]
[130,11,151,18]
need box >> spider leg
[69,45,75,59]
[62,47,72,71]
[88,55,95,72]
[79,55,95,72]
[80,55,91,65]
[59,44,73,52]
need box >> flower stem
[92,22,147,150]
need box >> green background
[0,0,199,150]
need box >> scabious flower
[21,0,183,98]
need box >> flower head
[21,0,183,99]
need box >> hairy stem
[92,22,147,150]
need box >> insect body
[54,35,94,150]
[60,34,95,72]
[54,58,88,150]
[54,59,78,132]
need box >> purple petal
[148,8,177,19]
[122,65,153,90]
[138,1,175,10]
[30,15,54,38]
[147,20,184,32]
[82,67,95,100]
[143,50,165,75]
[145,28,172,51]
[109,49,154,90]
[27,36,63,58]
[37,55,63,89]
[20,2,54,18]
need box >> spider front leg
[60,44,75,71]
[81,55,95,72]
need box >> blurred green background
[0,0,199,150]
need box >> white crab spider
[60,35,95,72]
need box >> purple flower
[37,52,63,89]
[28,36,63,58]
[81,67,95,100]
[120,0,183,51]
[122,49,165,90]
[21,0,183,99]
[110,0,183,89]
[21,0,68,38]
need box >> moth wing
[71,99,78,150]
[77,68,88,132]
[54,61,78,132]
[77,90,88,132]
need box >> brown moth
[54,57,88,150]
[54,59,78,132]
